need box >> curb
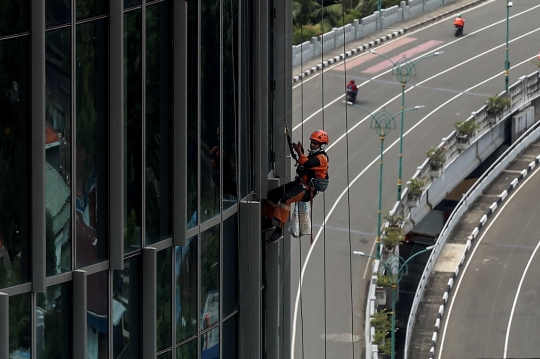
[428,153,540,359]
[292,0,487,84]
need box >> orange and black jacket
[297,152,329,185]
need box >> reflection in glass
[201,226,219,327]
[176,339,197,359]
[222,0,239,209]
[201,325,219,359]
[77,0,107,20]
[0,36,31,289]
[223,214,237,316]
[36,282,72,359]
[146,1,172,245]
[46,28,71,276]
[9,292,31,358]
[123,10,142,253]
[45,0,70,27]
[113,255,141,359]
[124,0,141,9]
[0,1,30,36]
[186,0,198,229]
[176,238,198,342]
[87,271,109,359]
[222,315,238,359]
[157,248,172,352]
[200,0,221,223]
[157,351,172,359]
[76,19,109,268]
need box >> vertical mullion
[32,0,46,294]
[110,0,125,270]
[142,247,157,358]
[219,0,224,355]
[141,0,147,248]
[0,293,7,358]
[71,0,77,272]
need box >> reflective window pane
[46,27,71,276]
[36,282,72,359]
[9,292,31,358]
[176,238,197,342]
[87,271,109,359]
[186,0,198,229]
[222,315,238,359]
[146,1,172,245]
[157,248,172,352]
[124,10,142,253]
[223,214,237,316]
[222,0,238,208]
[124,0,141,9]
[201,226,219,327]
[77,0,108,20]
[176,339,196,359]
[201,326,219,359]
[157,351,171,359]
[0,36,31,289]
[76,19,109,268]
[113,255,141,359]
[0,1,30,36]
[46,0,70,27]
[200,0,221,222]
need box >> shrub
[455,119,479,136]
[485,95,511,114]
[408,177,426,197]
[426,146,446,164]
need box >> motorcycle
[345,88,357,104]
[454,25,463,37]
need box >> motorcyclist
[453,14,465,34]
[346,79,358,102]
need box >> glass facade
[0,0,282,357]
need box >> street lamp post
[505,0,513,93]
[350,105,423,258]
[354,245,435,359]
[370,50,442,201]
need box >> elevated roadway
[288,1,540,358]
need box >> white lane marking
[437,165,540,359]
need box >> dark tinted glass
[9,292,31,357]
[223,214,237,316]
[176,339,196,359]
[0,36,31,289]
[201,225,219,326]
[222,315,238,359]
[77,0,108,20]
[200,0,220,222]
[222,0,238,208]
[157,248,172,351]
[123,9,142,253]
[0,1,30,36]
[146,1,172,245]
[113,255,141,359]
[46,0,70,27]
[186,0,198,229]
[87,271,109,359]
[45,27,71,276]
[76,19,109,267]
[124,0,141,8]
[36,282,72,359]
[176,237,198,342]
[157,351,172,359]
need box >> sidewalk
[292,0,488,83]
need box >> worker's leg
[267,184,307,243]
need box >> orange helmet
[310,130,329,145]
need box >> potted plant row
[485,94,511,121]
[371,309,392,356]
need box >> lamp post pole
[377,0,381,12]
[370,50,441,201]
[505,0,513,93]
[354,245,435,359]
[351,105,423,258]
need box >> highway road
[289,1,540,358]
[438,161,540,359]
